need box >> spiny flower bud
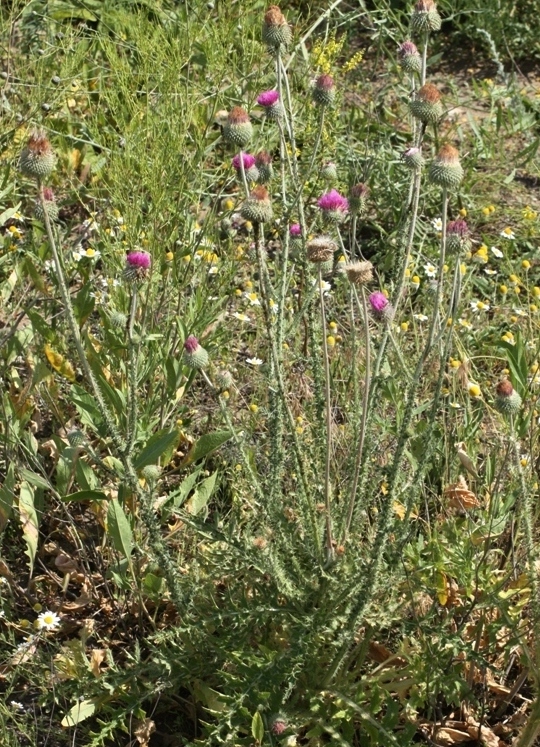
[66,429,86,447]
[215,369,234,391]
[241,186,273,223]
[289,223,303,258]
[350,183,369,216]
[446,219,471,254]
[223,107,253,147]
[429,144,464,190]
[110,310,127,328]
[306,235,336,263]
[410,83,443,123]
[255,151,273,184]
[124,250,152,282]
[369,291,394,323]
[142,464,161,482]
[494,379,522,416]
[313,74,336,107]
[321,161,338,181]
[402,146,424,170]
[262,5,292,51]
[257,90,284,119]
[398,41,422,74]
[35,187,59,222]
[232,153,259,182]
[19,131,56,179]
[411,0,442,34]
[344,260,373,286]
[183,335,209,370]
[317,189,349,223]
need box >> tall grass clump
[1,1,540,745]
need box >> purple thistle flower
[398,40,419,57]
[447,219,469,236]
[184,335,200,353]
[257,90,280,107]
[369,291,388,312]
[232,153,256,171]
[318,189,349,213]
[290,223,302,236]
[126,251,151,269]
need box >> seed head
[313,74,336,107]
[223,107,253,147]
[344,260,373,286]
[410,83,443,123]
[241,186,273,223]
[19,131,56,179]
[262,5,292,51]
[306,235,336,264]
[429,144,464,190]
[183,335,209,370]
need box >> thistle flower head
[183,335,209,370]
[313,74,336,107]
[257,90,280,107]
[494,379,522,416]
[317,189,349,223]
[255,151,273,183]
[447,219,468,236]
[223,107,253,147]
[306,235,337,263]
[399,40,419,56]
[446,219,470,253]
[262,5,292,50]
[241,186,273,223]
[289,223,302,236]
[398,40,422,73]
[350,183,369,214]
[369,291,394,322]
[124,250,151,282]
[35,187,59,222]
[429,144,464,190]
[411,0,442,33]
[410,83,443,124]
[402,146,424,170]
[321,161,338,181]
[19,131,56,179]
[271,717,287,736]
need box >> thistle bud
[398,41,422,74]
[19,131,56,179]
[410,83,443,124]
[183,335,209,370]
[344,260,373,286]
[369,291,394,323]
[34,187,59,222]
[289,223,303,258]
[349,183,369,216]
[241,186,273,223]
[494,379,522,416]
[271,717,287,736]
[320,161,338,182]
[317,189,349,223]
[216,369,234,391]
[429,145,464,190]
[142,464,161,482]
[262,5,292,51]
[255,151,273,184]
[257,90,284,120]
[66,429,86,447]
[402,146,424,170]
[124,250,152,282]
[223,107,253,147]
[446,219,471,254]
[411,0,442,34]
[110,310,128,328]
[232,153,259,182]
[313,74,336,107]
[306,236,336,264]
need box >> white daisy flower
[484,268,497,276]
[500,227,515,240]
[513,308,527,317]
[37,610,60,631]
[244,292,261,306]
[246,357,263,366]
[491,246,503,258]
[423,263,437,278]
[470,299,490,312]
[431,217,443,231]
[414,313,429,322]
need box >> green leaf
[19,482,39,576]
[107,499,133,558]
[186,471,217,516]
[0,204,21,227]
[61,699,96,727]
[73,282,96,328]
[251,711,265,744]
[0,464,15,531]
[163,467,202,512]
[181,430,232,466]
[19,468,51,490]
[63,490,108,503]
[134,429,180,470]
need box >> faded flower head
[410,83,443,123]
[313,74,336,107]
[494,379,522,416]
[262,5,292,50]
[183,335,209,370]
[429,144,464,190]
[411,0,442,34]
[20,131,56,179]
[255,151,273,183]
[241,186,273,223]
[306,235,336,264]
[223,106,253,147]
[317,189,349,222]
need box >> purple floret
[317,189,349,213]
[257,90,280,107]
[126,251,151,269]
[232,153,256,170]
[289,223,302,236]
[184,335,200,353]
[447,219,469,236]
[369,291,388,312]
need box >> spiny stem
[318,265,334,562]
[125,288,139,457]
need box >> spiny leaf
[107,499,133,558]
